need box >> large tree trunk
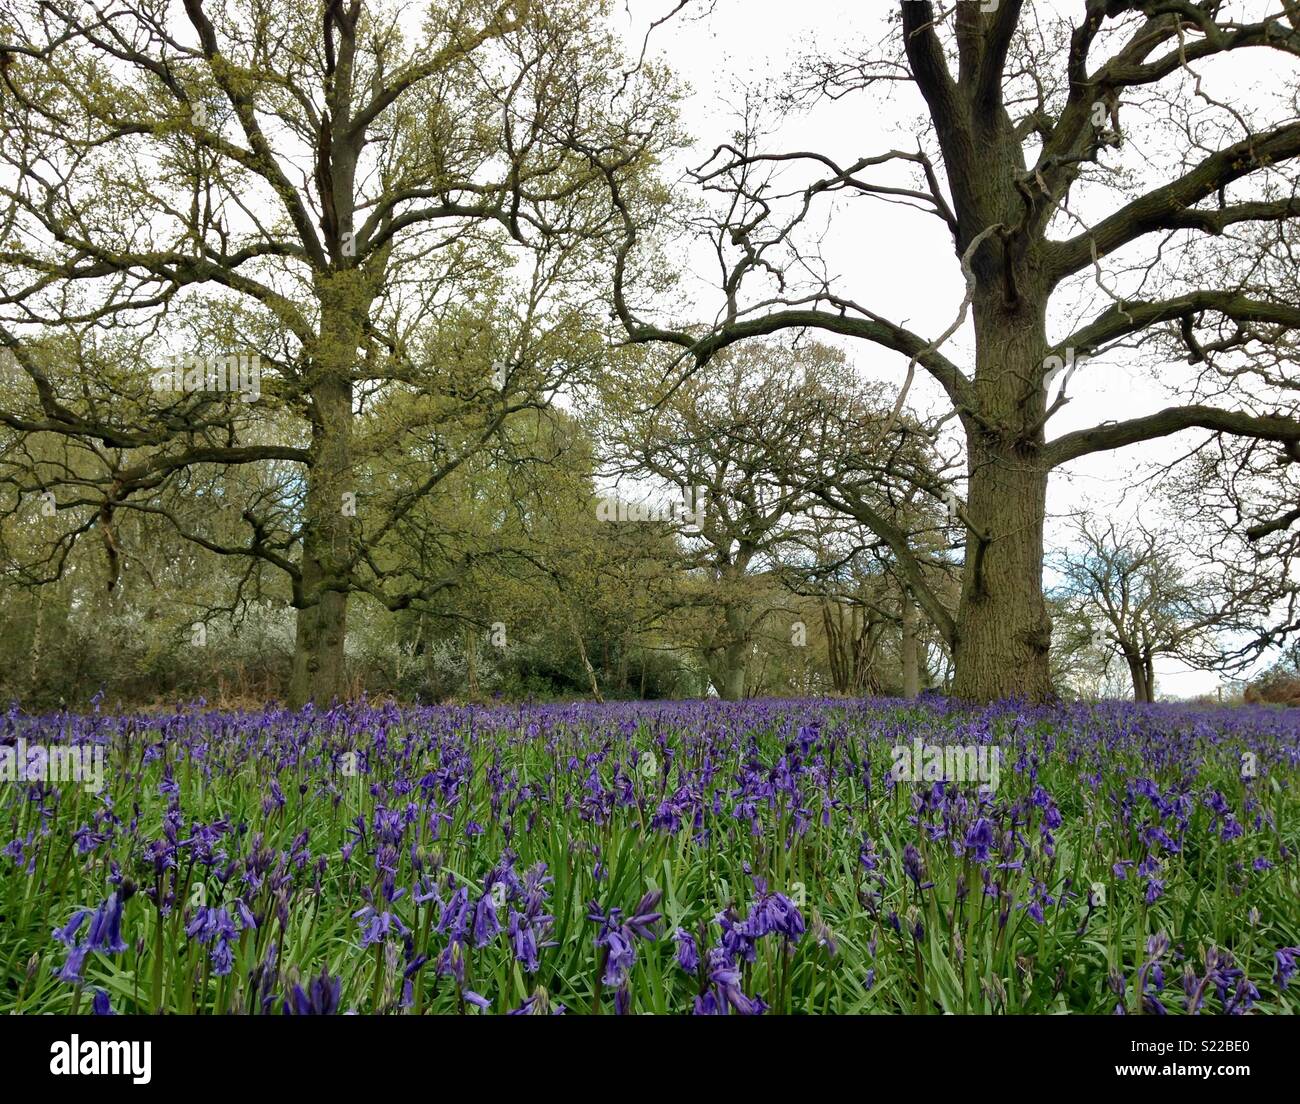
[821,600,848,693]
[950,290,1054,702]
[857,620,883,695]
[703,552,753,701]
[1125,653,1149,702]
[950,453,1052,700]
[290,571,349,708]
[823,599,880,696]
[1124,650,1156,702]
[901,591,920,698]
[713,604,748,700]
[288,283,361,708]
[713,640,747,700]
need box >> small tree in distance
[1053,513,1268,702]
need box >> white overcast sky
[613,0,1295,696]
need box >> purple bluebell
[283,968,342,1015]
[674,928,699,973]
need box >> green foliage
[3,699,1296,1015]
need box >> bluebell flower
[598,925,635,986]
[52,909,90,948]
[55,945,88,984]
[438,885,470,941]
[283,968,342,1014]
[508,991,565,1015]
[674,928,699,973]
[508,910,540,972]
[1275,947,1299,990]
[903,843,933,891]
[588,897,656,988]
[706,948,765,1015]
[625,890,663,941]
[353,906,409,949]
[472,891,501,948]
[964,818,995,862]
[86,893,127,954]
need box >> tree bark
[569,614,604,703]
[949,290,1055,702]
[822,600,847,693]
[950,453,1053,700]
[1123,650,1156,702]
[288,281,362,708]
[28,587,46,697]
[1125,654,1148,702]
[713,605,748,701]
[901,591,920,698]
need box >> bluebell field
[2,696,1298,1015]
